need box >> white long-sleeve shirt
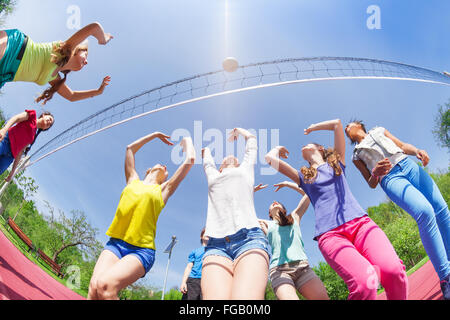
[203,137,260,238]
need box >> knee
[414,203,436,226]
[380,261,407,285]
[96,277,119,300]
[347,272,379,300]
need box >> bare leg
[298,277,330,300]
[201,255,234,300]
[275,283,300,300]
[88,250,119,300]
[0,31,8,62]
[231,249,269,300]
[95,255,146,300]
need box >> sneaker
[440,274,450,300]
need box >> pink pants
[318,216,408,300]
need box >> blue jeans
[104,238,156,276]
[203,227,271,262]
[0,133,14,175]
[381,157,450,280]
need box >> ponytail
[35,70,70,105]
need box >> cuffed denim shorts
[104,238,155,276]
[0,132,14,175]
[203,227,271,262]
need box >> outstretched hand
[254,184,268,192]
[276,146,289,159]
[304,125,314,135]
[98,76,111,94]
[228,128,240,142]
[274,181,291,192]
[99,33,114,45]
[155,133,174,146]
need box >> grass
[0,214,88,298]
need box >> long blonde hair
[35,42,88,105]
[300,144,343,184]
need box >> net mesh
[28,57,450,165]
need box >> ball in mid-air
[222,57,239,72]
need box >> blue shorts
[0,133,14,175]
[203,227,271,262]
[104,238,156,276]
[0,29,27,89]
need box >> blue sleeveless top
[298,162,367,240]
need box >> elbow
[334,119,343,130]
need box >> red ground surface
[377,260,443,300]
[0,225,444,300]
[0,229,85,300]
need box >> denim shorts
[104,238,155,276]
[0,29,27,88]
[0,133,14,175]
[203,227,271,262]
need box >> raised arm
[65,22,113,47]
[384,129,429,166]
[125,132,174,184]
[0,112,29,142]
[161,137,196,204]
[202,147,219,181]
[228,128,257,166]
[55,76,110,102]
[265,146,300,185]
[274,181,310,222]
[304,119,346,165]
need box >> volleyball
[222,57,239,72]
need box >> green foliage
[433,101,450,150]
[264,282,276,300]
[0,0,16,27]
[313,262,348,300]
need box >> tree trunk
[52,242,82,261]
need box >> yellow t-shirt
[13,38,59,85]
[106,180,165,250]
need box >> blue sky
[1,0,449,291]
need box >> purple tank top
[298,162,367,240]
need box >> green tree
[12,175,38,221]
[433,101,450,150]
[313,262,348,300]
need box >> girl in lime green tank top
[88,131,196,300]
[0,22,113,105]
